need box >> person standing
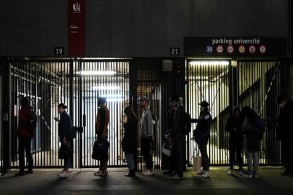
[94,97,110,176]
[193,101,212,178]
[15,97,36,176]
[163,98,175,175]
[242,106,263,179]
[140,96,154,176]
[225,106,244,176]
[276,94,293,176]
[170,95,185,180]
[122,106,138,177]
[58,103,73,178]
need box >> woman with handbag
[122,106,138,177]
[57,103,73,178]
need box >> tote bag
[192,145,201,173]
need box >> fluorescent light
[189,61,229,66]
[100,94,123,98]
[76,71,116,76]
[92,86,121,90]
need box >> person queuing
[94,97,110,176]
[140,96,154,176]
[193,101,212,178]
[241,106,264,179]
[15,97,36,176]
[122,106,138,177]
[225,106,244,176]
[58,103,73,178]
[169,95,185,180]
[162,97,175,175]
[276,94,293,176]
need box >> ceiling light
[189,61,230,66]
[92,86,121,90]
[76,71,116,76]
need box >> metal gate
[237,60,282,164]
[4,58,130,168]
[186,60,231,165]
[186,59,284,165]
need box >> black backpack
[182,112,191,135]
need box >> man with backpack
[15,97,37,176]
[242,106,264,179]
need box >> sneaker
[197,169,205,175]
[238,170,244,176]
[25,170,33,174]
[94,170,108,176]
[202,171,210,178]
[15,171,26,176]
[59,171,69,178]
[171,174,183,180]
[254,174,259,179]
[227,169,233,175]
[142,170,153,176]
[243,174,253,179]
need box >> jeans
[99,160,108,171]
[198,144,209,171]
[18,137,33,172]
[141,137,153,170]
[125,153,135,171]
[229,136,243,170]
[64,158,71,169]
[244,136,259,175]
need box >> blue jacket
[58,111,73,142]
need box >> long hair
[124,106,138,123]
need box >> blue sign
[206,45,213,54]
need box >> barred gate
[186,59,284,165]
[4,58,130,168]
[186,60,230,165]
[237,60,282,165]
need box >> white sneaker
[227,169,233,175]
[171,174,183,180]
[142,170,153,176]
[59,171,69,178]
[202,171,210,178]
[239,170,244,176]
[57,170,64,176]
[94,170,108,176]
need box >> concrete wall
[0,0,290,57]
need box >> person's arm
[147,110,153,137]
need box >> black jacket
[122,118,138,153]
[225,116,243,139]
[171,105,185,138]
[277,101,293,141]
[58,111,73,142]
[194,110,212,145]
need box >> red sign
[68,0,85,56]
[216,45,224,54]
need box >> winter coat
[96,105,110,139]
[277,101,293,141]
[17,105,34,138]
[122,118,138,154]
[141,108,153,137]
[225,115,243,141]
[242,116,264,151]
[194,110,212,145]
[171,105,185,144]
[58,111,73,142]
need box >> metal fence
[186,59,284,165]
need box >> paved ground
[0,167,292,195]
